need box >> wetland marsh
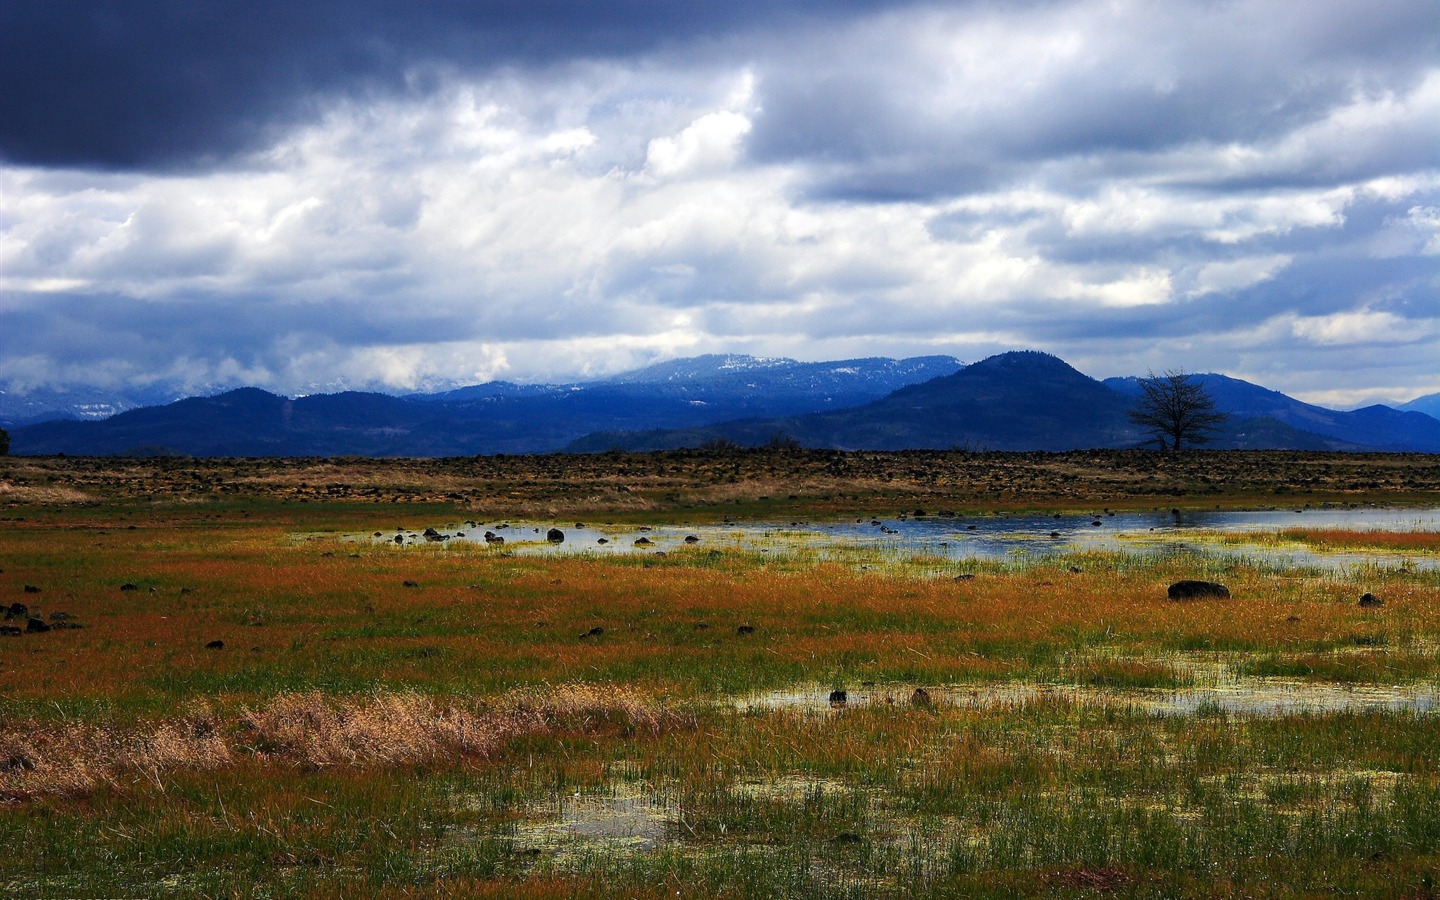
[2,451,1438,897]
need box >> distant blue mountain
[7,355,963,456]
[1105,374,1440,452]
[9,351,1438,457]
[1400,392,1440,420]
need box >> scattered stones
[736,624,755,635]
[1167,580,1231,601]
[910,687,933,708]
[205,639,224,650]
[1358,592,1384,608]
[547,528,565,543]
[25,617,49,633]
[828,689,848,707]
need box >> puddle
[356,506,1440,572]
[737,679,1440,718]
[512,784,677,853]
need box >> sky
[2,0,1438,408]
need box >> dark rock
[403,580,419,588]
[484,532,505,545]
[683,535,700,544]
[910,687,933,708]
[0,625,21,637]
[634,537,653,546]
[828,689,848,706]
[1050,531,1061,538]
[23,585,40,594]
[205,639,224,650]
[6,603,27,619]
[547,528,565,543]
[25,617,49,633]
[736,624,755,635]
[393,535,404,544]
[48,611,70,621]
[954,573,974,581]
[423,527,445,542]
[1358,592,1383,608]
[694,622,709,630]
[120,583,138,591]
[597,538,610,545]
[581,626,605,639]
[1168,580,1231,600]
[1068,566,1082,574]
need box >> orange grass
[1273,528,1440,553]
[0,684,686,800]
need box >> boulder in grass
[828,690,848,707]
[1168,580,1230,600]
[25,617,49,633]
[1358,592,1383,608]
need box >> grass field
[2,451,1439,897]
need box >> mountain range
[5,351,1439,457]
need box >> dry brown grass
[0,685,688,800]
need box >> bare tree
[1128,370,1227,451]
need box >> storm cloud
[2,0,1437,406]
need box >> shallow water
[365,505,1440,571]
[737,679,1440,717]
[513,785,676,853]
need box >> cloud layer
[2,0,1437,406]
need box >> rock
[423,527,445,542]
[48,611,70,621]
[828,690,848,706]
[393,535,405,544]
[0,625,20,637]
[910,687,933,708]
[597,538,610,545]
[205,639,224,650]
[25,617,50,633]
[484,532,505,545]
[1050,531,1061,538]
[954,573,974,581]
[634,537,653,546]
[120,583,138,591]
[1068,566,1082,574]
[736,624,755,635]
[23,585,40,594]
[1168,580,1230,601]
[684,535,700,544]
[694,622,709,630]
[1358,592,1383,608]
[5,603,27,620]
[581,626,605,639]
[403,580,419,588]
[547,528,565,543]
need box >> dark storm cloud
[0,0,912,170]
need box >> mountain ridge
[8,351,1438,457]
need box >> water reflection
[370,506,1440,571]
